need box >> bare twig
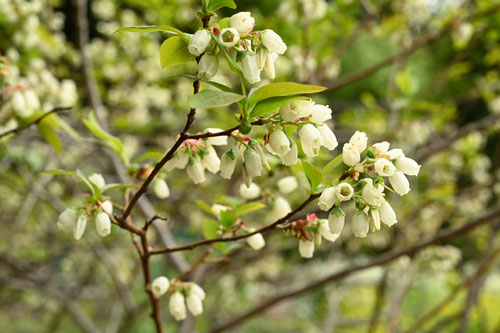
[209,207,500,333]
[0,106,71,139]
[150,193,320,255]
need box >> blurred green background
[1,0,500,332]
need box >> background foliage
[1,0,500,332]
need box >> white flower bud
[57,208,76,233]
[315,125,337,151]
[244,149,262,178]
[380,201,397,226]
[261,29,287,54]
[264,52,278,79]
[389,171,410,196]
[95,212,111,237]
[277,176,298,194]
[246,232,265,250]
[219,28,240,48]
[299,124,323,157]
[374,158,396,177]
[318,219,339,242]
[89,173,106,189]
[220,149,237,179]
[281,140,298,166]
[269,130,290,156]
[101,200,113,215]
[370,209,381,231]
[73,215,87,240]
[169,292,187,321]
[188,29,211,56]
[387,148,404,160]
[328,212,345,235]
[24,90,40,112]
[186,293,203,316]
[202,146,220,174]
[153,179,170,199]
[229,12,255,35]
[352,212,369,238]
[271,197,291,220]
[211,204,230,219]
[279,100,312,121]
[190,283,206,300]
[11,91,30,118]
[239,183,260,199]
[361,179,385,207]
[349,131,368,153]
[187,158,206,184]
[395,156,420,176]
[372,141,390,155]
[240,54,261,84]
[198,54,218,81]
[342,143,360,166]
[299,239,314,258]
[309,104,332,123]
[318,187,336,211]
[335,182,354,201]
[151,276,170,297]
[204,128,228,146]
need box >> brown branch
[150,193,320,255]
[209,207,500,333]
[326,4,500,92]
[0,106,71,139]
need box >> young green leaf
[302,161,323,192]
[114,25,187,38]
[247,82,327,109]
[197,200,216,216]
[188,89,244,109]
[322,154,343,174]
[160,36,194,68]
[220,209,237,229]
[202,218,220,239]
[249,96,307,119]
[207,0,236,12]
[38,119,62,153]
[100,183,138,194]
[133,151,164,163]
[234,202,266,216]
[40,169,96,197]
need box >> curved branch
[0,106,71,139]
[150,193,320,255]
[209,207,500,333]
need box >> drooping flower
[317,124,338,150]
[239,182,261,199]
[269,130,290,156]
[309,104,332,123]
[198,54,218,81]
[299,124,322,157]
[228,12,255,35]
[89,173,106,189]
[374,158,396,177]
[187,158,206,184]
[389,171,410,196]
[261,29,287,54]
[220,149,237,179]
[73,215,87,240]
[281,140,298,166]
[318,187,336,211]
[95,212,111,237]
[361,179,385,207]
[188,29,211,56]
[372,141,390,155]
[246,230,265,250]
[352,211,369,238]
[380,201,397,226]
[349,131,368,153]
[151,276,170,297]
[186,292,203,316]
[153,179,170,199]
[299,239,314,258]
[202,146,221,174]
[263,52,278,79]
[101,200,113,215]
[279,100,312,121]
[328,208,345,235]
[395,156,421,176]
[342,143,360,166]
[277,176,298,194]
[169,292,187,321]
[240,54,261,84]
[57,208,76,233]
[243,148,262,178]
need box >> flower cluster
[150,276,206,321]
[285,213,340,258]
[56,173,113,239]
[188,12,287,83]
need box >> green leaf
[322,154,343,174]
[83,112,129,165]
[166,74,237,93]
[302,162,323,192]
[220,209,237,229]
[249,96,307,119]
[114,25,187,38]
[55,116,81,142]
[197,200,216,216]
[100,183,138,194]
[234,202,266,216]
[188,89,244,109]
[207,0,236,12]
[133,151,164,163]
[159,36,193,69]
[40,169,96,197]
[38,119,62,153]
[202,218,220,239]
[247,82,327,109]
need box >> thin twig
[0,106,71,139]
[150,193,320,255]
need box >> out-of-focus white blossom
[57,208,76,233]
[169,292,187,321]
[277,176,298,194]
[153,179,170,199]
[89,173,106,189]
[73,215,87,240]
[299,239,314,258]
[239,183,260,199]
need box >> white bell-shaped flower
[349,131,368,153]
[219,27,240,48]
[370,209,381,231]
[202,146,221,174]
[151,276,170,297]
[395,156,420,176]
[73,215,87,240]
[153,179,170,199]
[317,124,338,150]
[229,12,255,35]
[239,182,260,199]
[57,208,76,233]
[361,179,385,207]
[389,171,410,196]
[380,201,398,226]
[190,283,206,300]
[318,187,336,211]
[372,141,390,155]
[299,239,314,258]
[241,54,261,84]
[328,210,345,235]
[269,130,290,156]
[220,149,237,179]
[261,29,287,54]
[246,231,265,250]
[318,219,339,242]
[309,104,332,123]
[169,292,187,321]
[277,176,298,194]
[244,148,262,178]
[187,158,206,184]
[264,52,278,79]
[335,182,354,201]
[89,173,106,189]
[374,158,396,177]
[299,124,323,157]
[280,140,298,166]
[101,200,113,215]
[95,212,111,237]
[279,100,312,121]
[342,143,360,166]
[198,54,218,81]
[352,211,369,238]
[186,292,203,316]
[188,29,211,56]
